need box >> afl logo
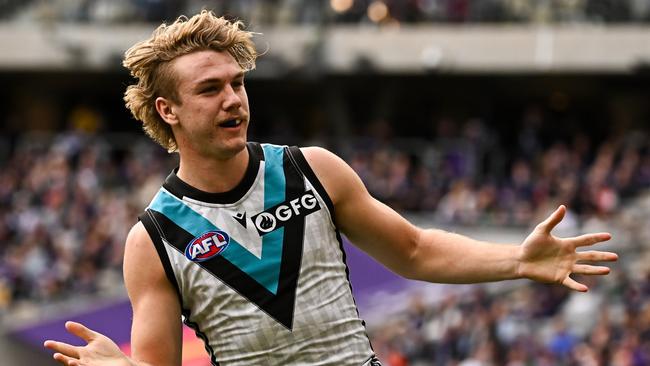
[185,230,230,262]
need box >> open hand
[44,321,133,366]
[517,205,618,292]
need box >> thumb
[65,321,97,343]
[537,205,566,234]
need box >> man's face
[167,50,250,159]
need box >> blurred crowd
[3,0,650,24]
[370,262,650,366]
[347,117,650,226]
[348,113,650,365]
[0,121,648,301]
[367,183,650,366]
[0,108,649,365]
[0,131,174,312]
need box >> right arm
[45,222,183,366]
[124,221,183,366]
[303,147,615,290]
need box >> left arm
[302,147,617,291]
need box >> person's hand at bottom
[44,321,133,366]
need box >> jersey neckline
[162,142,263,204]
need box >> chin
[215,138,247,159]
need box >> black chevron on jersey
[145,147,306,329]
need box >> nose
[222,83,242,111]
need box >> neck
[176,146,249,193]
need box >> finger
[53,352,79,366]
[576,250,618,262]
[65,321,97,343]
[572,264,611,276]
[44,340,80,358]
[562,276,588,292]
[568,232,612,248]
[537,205,566,234]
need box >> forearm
[406,228,522,284]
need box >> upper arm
[301,147,422,278]
[123,222,182,366]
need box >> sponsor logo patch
[250,190,321,236]
[185,230,230,262]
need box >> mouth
[219,119,244,128]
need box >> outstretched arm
[303,147,617,291]
[45,222,182,366]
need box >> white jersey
[140,142,376,365]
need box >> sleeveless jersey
[139,142,376,365]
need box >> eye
[200,86,219,94]
[232,79,245,88]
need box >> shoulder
[299,146,367,205]
[300,146,344,169]
[123,221,163,279]
[125,221,154,251]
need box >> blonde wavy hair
[123,10,257,151]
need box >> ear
[155,96,179,125]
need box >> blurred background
[1,0,650,365]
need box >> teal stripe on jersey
[261,144,286,207]
[260,144,286,292]
[148,189,281,294]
